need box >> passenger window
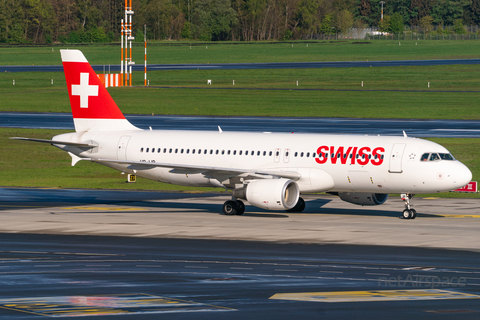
[245,151,248,155]
[233,150,236,155]
[306,152,310,157]
[163,148,167,153]
[158,148,161,153]
[228,150,231,155]
[181,149,184,154]
[222,150,225,155]
[204,149,207,154]
[276,151,279,156]
[286,151,289,157]
[210,150,213,154]
[152,148,155,153]
[295,152,298,157]
[300,152,304,157]
[269,151,273,156]
[140,148,144,153]
[192,149,195,154]
[216,150,219,155]
[263,151,266,156]
[175,149,178,153]
[146,148,149,153]
[186,149,190,154]
[169,148,172,153]
[257,151,260,156]
[239,150,243,155]
[251,151,254,156]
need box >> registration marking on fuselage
[270,289,480,303]
[0,294,235,317]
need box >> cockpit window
[420,152,455,162]
[439,153,455,160]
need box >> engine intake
[338,192,388,206]
[233,179,300,210]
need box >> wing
[81,158,302,181]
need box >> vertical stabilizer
[61,49,139,132]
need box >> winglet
[68,152,83,166]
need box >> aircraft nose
[453,162,472,189]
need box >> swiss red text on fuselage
[315,146,385,166]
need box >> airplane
[12,49,472,220]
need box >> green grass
[1,128,478,198]
[1,40,480,66]
[2,66,480,119]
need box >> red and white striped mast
[123,0,134,86]
[121,19,123,83]
[144,24,147,86]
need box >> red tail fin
[61,49,139,132]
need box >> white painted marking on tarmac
[275,269,298,272]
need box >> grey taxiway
[0,188,479,319]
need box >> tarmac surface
[0,188,480,319]
[2,58,480,72]
[3,112,480,138]
[1,188,479,251]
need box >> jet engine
[338,192,388,206]
[233,179,299,210]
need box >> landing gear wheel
[402,209,416,219]
[286,197,305,213]
[401,193,416,220]
[410,209,417,219]
[223,200,238,216]
[235,200,245,215]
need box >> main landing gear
[401,193,416,219]
[222,199,245,216]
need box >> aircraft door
[283,148,291,163]
[274,148,281,163]
[389,143,406,173]
[117,135,131,160]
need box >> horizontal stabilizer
[10,137,96,147]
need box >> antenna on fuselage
[403,131,408,138]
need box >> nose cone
[452,162,472,190]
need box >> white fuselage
[54,129,472,194]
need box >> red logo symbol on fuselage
[315,146,385,166]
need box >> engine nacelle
[338,192,388,206]
[234,179,300,210]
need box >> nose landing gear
[401,193,416,219]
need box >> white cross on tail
[71,73,98,108]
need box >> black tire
[286,197,305,213]
[411,209,417,219]
[235,200,245,215]
[223,200,237,215]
